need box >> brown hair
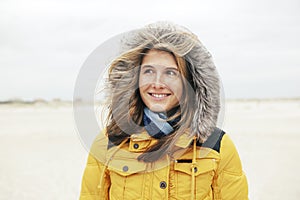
[104,43,195,162]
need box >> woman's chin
[148,105,168,113]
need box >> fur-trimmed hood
[109,21,220,142]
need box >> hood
[110,21,220,142]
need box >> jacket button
[194,167,198,173]
[133,143,139,149]
[122,166,129,172]
[160,181,167,189]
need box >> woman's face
[139,49,183,113]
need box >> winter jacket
[79,128,248,200]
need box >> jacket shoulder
[213,133,249,199]
[89,130,109,164]
[218,133,244,174]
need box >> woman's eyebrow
[141,65,178,70]
[141,65,154,69]
[165,67,179,71]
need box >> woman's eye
[166,70,178,76]
[144,69,154,74]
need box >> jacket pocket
[174,158,216,199]
[108,158,147,200]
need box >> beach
[0,99,299,199]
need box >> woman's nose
[151,73,166,88]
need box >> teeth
[152,93,168,98]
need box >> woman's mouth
[148,93,170,99]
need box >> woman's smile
[148,92,170,99]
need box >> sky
[0,0,299,100]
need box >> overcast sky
[1,0,299,100]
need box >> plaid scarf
[143,107,180,139]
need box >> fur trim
[114,22,220,142]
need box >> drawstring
[98,138,129,189]
[191,137,197,200]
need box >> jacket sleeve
[212,134,248,200]
[79,153,110,200]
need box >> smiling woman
[79,21,248,200]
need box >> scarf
[143,107,180,139]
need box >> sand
[0,99,299,199]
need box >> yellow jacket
[79,129,248,200]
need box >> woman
[79,22,248,200]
